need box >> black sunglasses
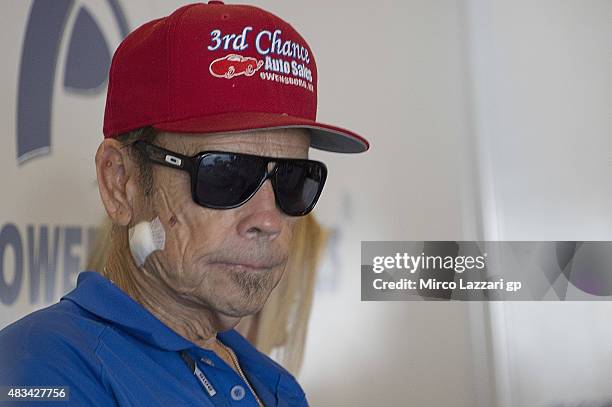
[132,141,327,217]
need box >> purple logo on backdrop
[0,1,129,307]
[16,0,128,164]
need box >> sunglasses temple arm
[134,141,195,174]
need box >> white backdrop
[468,1,612,406]
[1,1,610,406]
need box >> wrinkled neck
[103,226,237,351]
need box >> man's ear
[95,139,140,226]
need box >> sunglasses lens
[194,152,326,216]
[274,161,326,216]
[195,153,265,207]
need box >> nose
[236,179,284,241]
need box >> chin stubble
[229,266,276,304]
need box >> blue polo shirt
[0,271,308,406]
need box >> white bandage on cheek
[128,217,166,267]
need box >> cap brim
[152,112,369,153]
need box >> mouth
[209,261,276,272]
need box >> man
[0,2,368,406]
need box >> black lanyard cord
[180,350,218,398]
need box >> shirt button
[200,357,214,366]
[230,385,245,401]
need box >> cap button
[208,0,224,4]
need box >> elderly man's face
[140,129,310,317]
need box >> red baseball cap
[103,1,369,153]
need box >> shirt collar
[62,270,194,351]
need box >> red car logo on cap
[209,54,264,79]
